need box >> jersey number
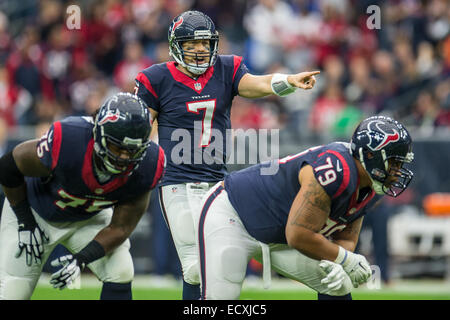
[314,156,337,186]
[186,99,216,147]
[55,189,115,213]
[320,218,346,237]
[37,129,53,158]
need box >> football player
[197,116,414,299]
[0,93,165,300]
[134,10,319,299]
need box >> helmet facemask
[169,31,219,75]
[168,11,219,76]
[359,148,414,197]
[93,92,151,177]
[94,127,150,175]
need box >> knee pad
[90,244,134,283]
[173,208,195,245]
[205,246,247,300]
[182,260,199,285]
[0,275,37,300]
[219,246,247,284]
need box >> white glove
[15,224,50,266]
[335,246,372,288]
[319,260,346,293]
[50,255,82,290]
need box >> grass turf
[31,285,450,300]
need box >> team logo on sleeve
[365,119,400,151]
[98,109,122,126]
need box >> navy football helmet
[168,10,219,75]
[350,116,414,197]
[93,92,151,175]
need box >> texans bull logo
[366,119,400,151]
[171,16,183,33]
[98,109,121,126]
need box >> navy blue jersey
[224,142,382,244]
[26,116,165,222]
[135,55,248,186]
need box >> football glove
[15,222,50,266]
[319,260,347,294]
[50,255,84,290]
[335,247,372,288]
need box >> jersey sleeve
[36,121,63,171]
[311,150,352,199]
[135,70,161,113]
[150,145,166,189]
[231,55,249,96]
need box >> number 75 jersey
[135,55,248,186]
[224,142,382,244]
[26,116,165,223]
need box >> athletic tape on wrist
[334,246,348,265]
[271,73,297,97]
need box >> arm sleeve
[150,146,166,189]
[37,121,63,171]
[135,71,161,113]
[231,55,249,96]
[311,151,351,199]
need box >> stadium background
[0,0,449,299]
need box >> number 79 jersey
[224,142,382,244]
[135,55,248,186]
[26,116,165,223]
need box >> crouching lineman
[0,93,165,300]
[197,116,414,299]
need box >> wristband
[11,199,36,228]
[334,246,348,266]
[74,240,106,266]
[271,73,297,97]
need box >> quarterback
[134,10,319,299]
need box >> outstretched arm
[238,71,320,99]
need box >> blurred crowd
[0,0,448,283]
[0,0,448,148]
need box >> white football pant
[0,199,134,300]
[159,182,212,285]
[197,183,354,300]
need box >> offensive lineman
[134,10,320,300]
[0,93,165,300]
[197,116,414,299]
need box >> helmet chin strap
[371,179,385,195]
[358,147,385,195]
[186,63,209,75]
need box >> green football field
[30,274,450,300]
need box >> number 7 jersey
[26,116,165,222]
[135,55,248,186]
